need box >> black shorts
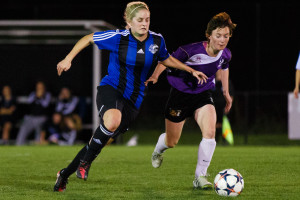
[164,87,214,123]
[97,85,139,136]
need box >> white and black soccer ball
[214,168,244,197]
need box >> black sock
[61,145,88,178]
[83,125,113,163]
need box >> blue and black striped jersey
[93,29,170,109]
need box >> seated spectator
[16,81,51,145]
[0,85,16,145]
[40,112,63,145]
[55,87,81,144]
[40,112,76,145]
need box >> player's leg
[54,85,122,191]
[152,119,185,168]
[76,109,121,180]
[152,87,188,168]
[76,85,124,180]
[54,145,89,192]
[193,104,216,189]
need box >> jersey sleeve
[171,47,189,63]
[158,36,170,61]
[221,60,230,70]
[93,30,119,51]
[221,48,232,70]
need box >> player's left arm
[221,69,232,113]
[144,63,166,86]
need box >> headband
[129,5,146,15]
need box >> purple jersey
[167,41,231,94]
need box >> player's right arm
[57,33,94,76]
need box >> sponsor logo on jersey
[149,44,159,54]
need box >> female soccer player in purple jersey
[54,1,208,192]
[146,12,236,189]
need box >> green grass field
[1,145,300,200]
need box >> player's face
[129,9,150,38]
[208,27,231,51]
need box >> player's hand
[57,59,72,76]
[224,93,232,114]
[144,76,158,86]
[191,71,208,84]
[294,88,299,99]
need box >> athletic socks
[154,133,169,154]
[82,125,113,163]
[60,145,88,178]
[60,125,113,178]
[195,138,216,178]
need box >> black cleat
[76,160,91,181]
[54,169,68,192]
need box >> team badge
[169,108,182,117]
[149,44,159,54]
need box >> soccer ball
[214,168,244,197]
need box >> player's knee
[103,110,122,132]
[103,118,121,132]
[203,129,215,139]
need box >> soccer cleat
[54,169,68,192]
[151,151,163,168]
[76,160,91,181]
[193,176,213,189]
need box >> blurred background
[0,0,299,145]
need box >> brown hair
[124,1,149,24]
[205,12,236,41]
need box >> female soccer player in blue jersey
[147,12,236,189]
[54,1,208,192]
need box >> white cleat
[151,151,163,168]
[193,176,213,189]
